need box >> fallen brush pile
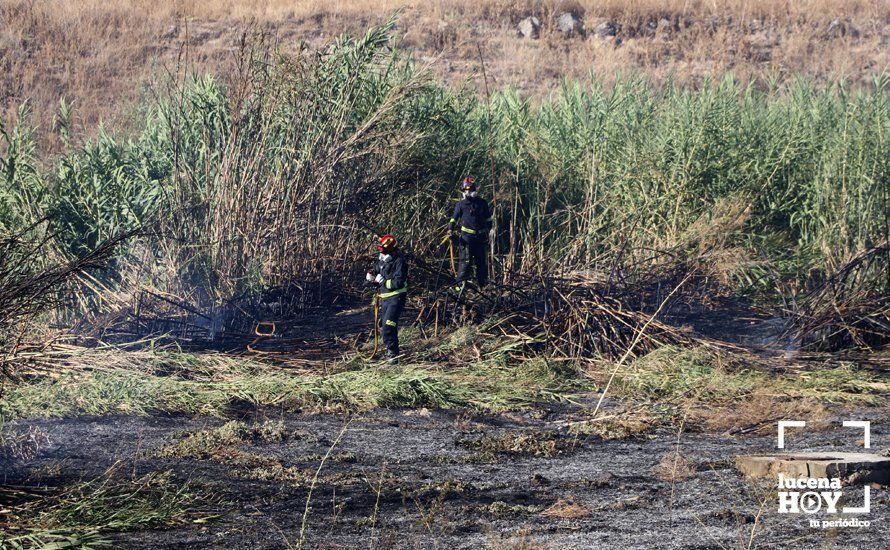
[415,271,708,361]
[47,253,716,363]
[0,223,128,382]
[790,243,890,352]
[74,277,357,349]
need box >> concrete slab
[735,452,890,485]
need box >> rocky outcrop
[517,16,541,39]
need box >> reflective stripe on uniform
[460,226,478,234]
[386,279,393,289]
[385,319,397,327]
[379,286,408,299]
[449,217,456,223]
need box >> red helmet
[377,234,397,253]
[459,176,476,192]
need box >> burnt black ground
[3,403,888,549]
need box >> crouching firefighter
[449,176,493,290]
[366,234,408,363]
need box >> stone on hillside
[555,12,585,37]
[517,16,541,39]
[826,19,858,39]
[593,20,617,38]
[161,25,178,39]
[644,19,657,37]
[827,19,843,37]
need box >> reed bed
[0,19,887,363]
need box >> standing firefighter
[366,234,408,363]
[449,177,493,290]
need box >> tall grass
[485,76,888,281]
[1,20,887,311]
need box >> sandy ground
[4,401,887,548]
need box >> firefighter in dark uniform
[366,234,408,363]
[449,177,493,289]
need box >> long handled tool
[368,293,380,360]
[439,233,457,276]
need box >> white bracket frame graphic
[777,420,806,449]
[843,486,871,514]
[842,420,871,449]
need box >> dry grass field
[1,0,887,148]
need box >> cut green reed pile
[0,345,588,418]
[0,465,219,547]
[1,342,881,420]
[1,17,887,310]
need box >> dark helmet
[459,176,476,192]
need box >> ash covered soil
[4,402,888,548]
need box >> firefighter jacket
[449,196,493,238]
[371,250,408,300]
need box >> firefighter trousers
[457,236,488,287]
[380,294,406,356]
